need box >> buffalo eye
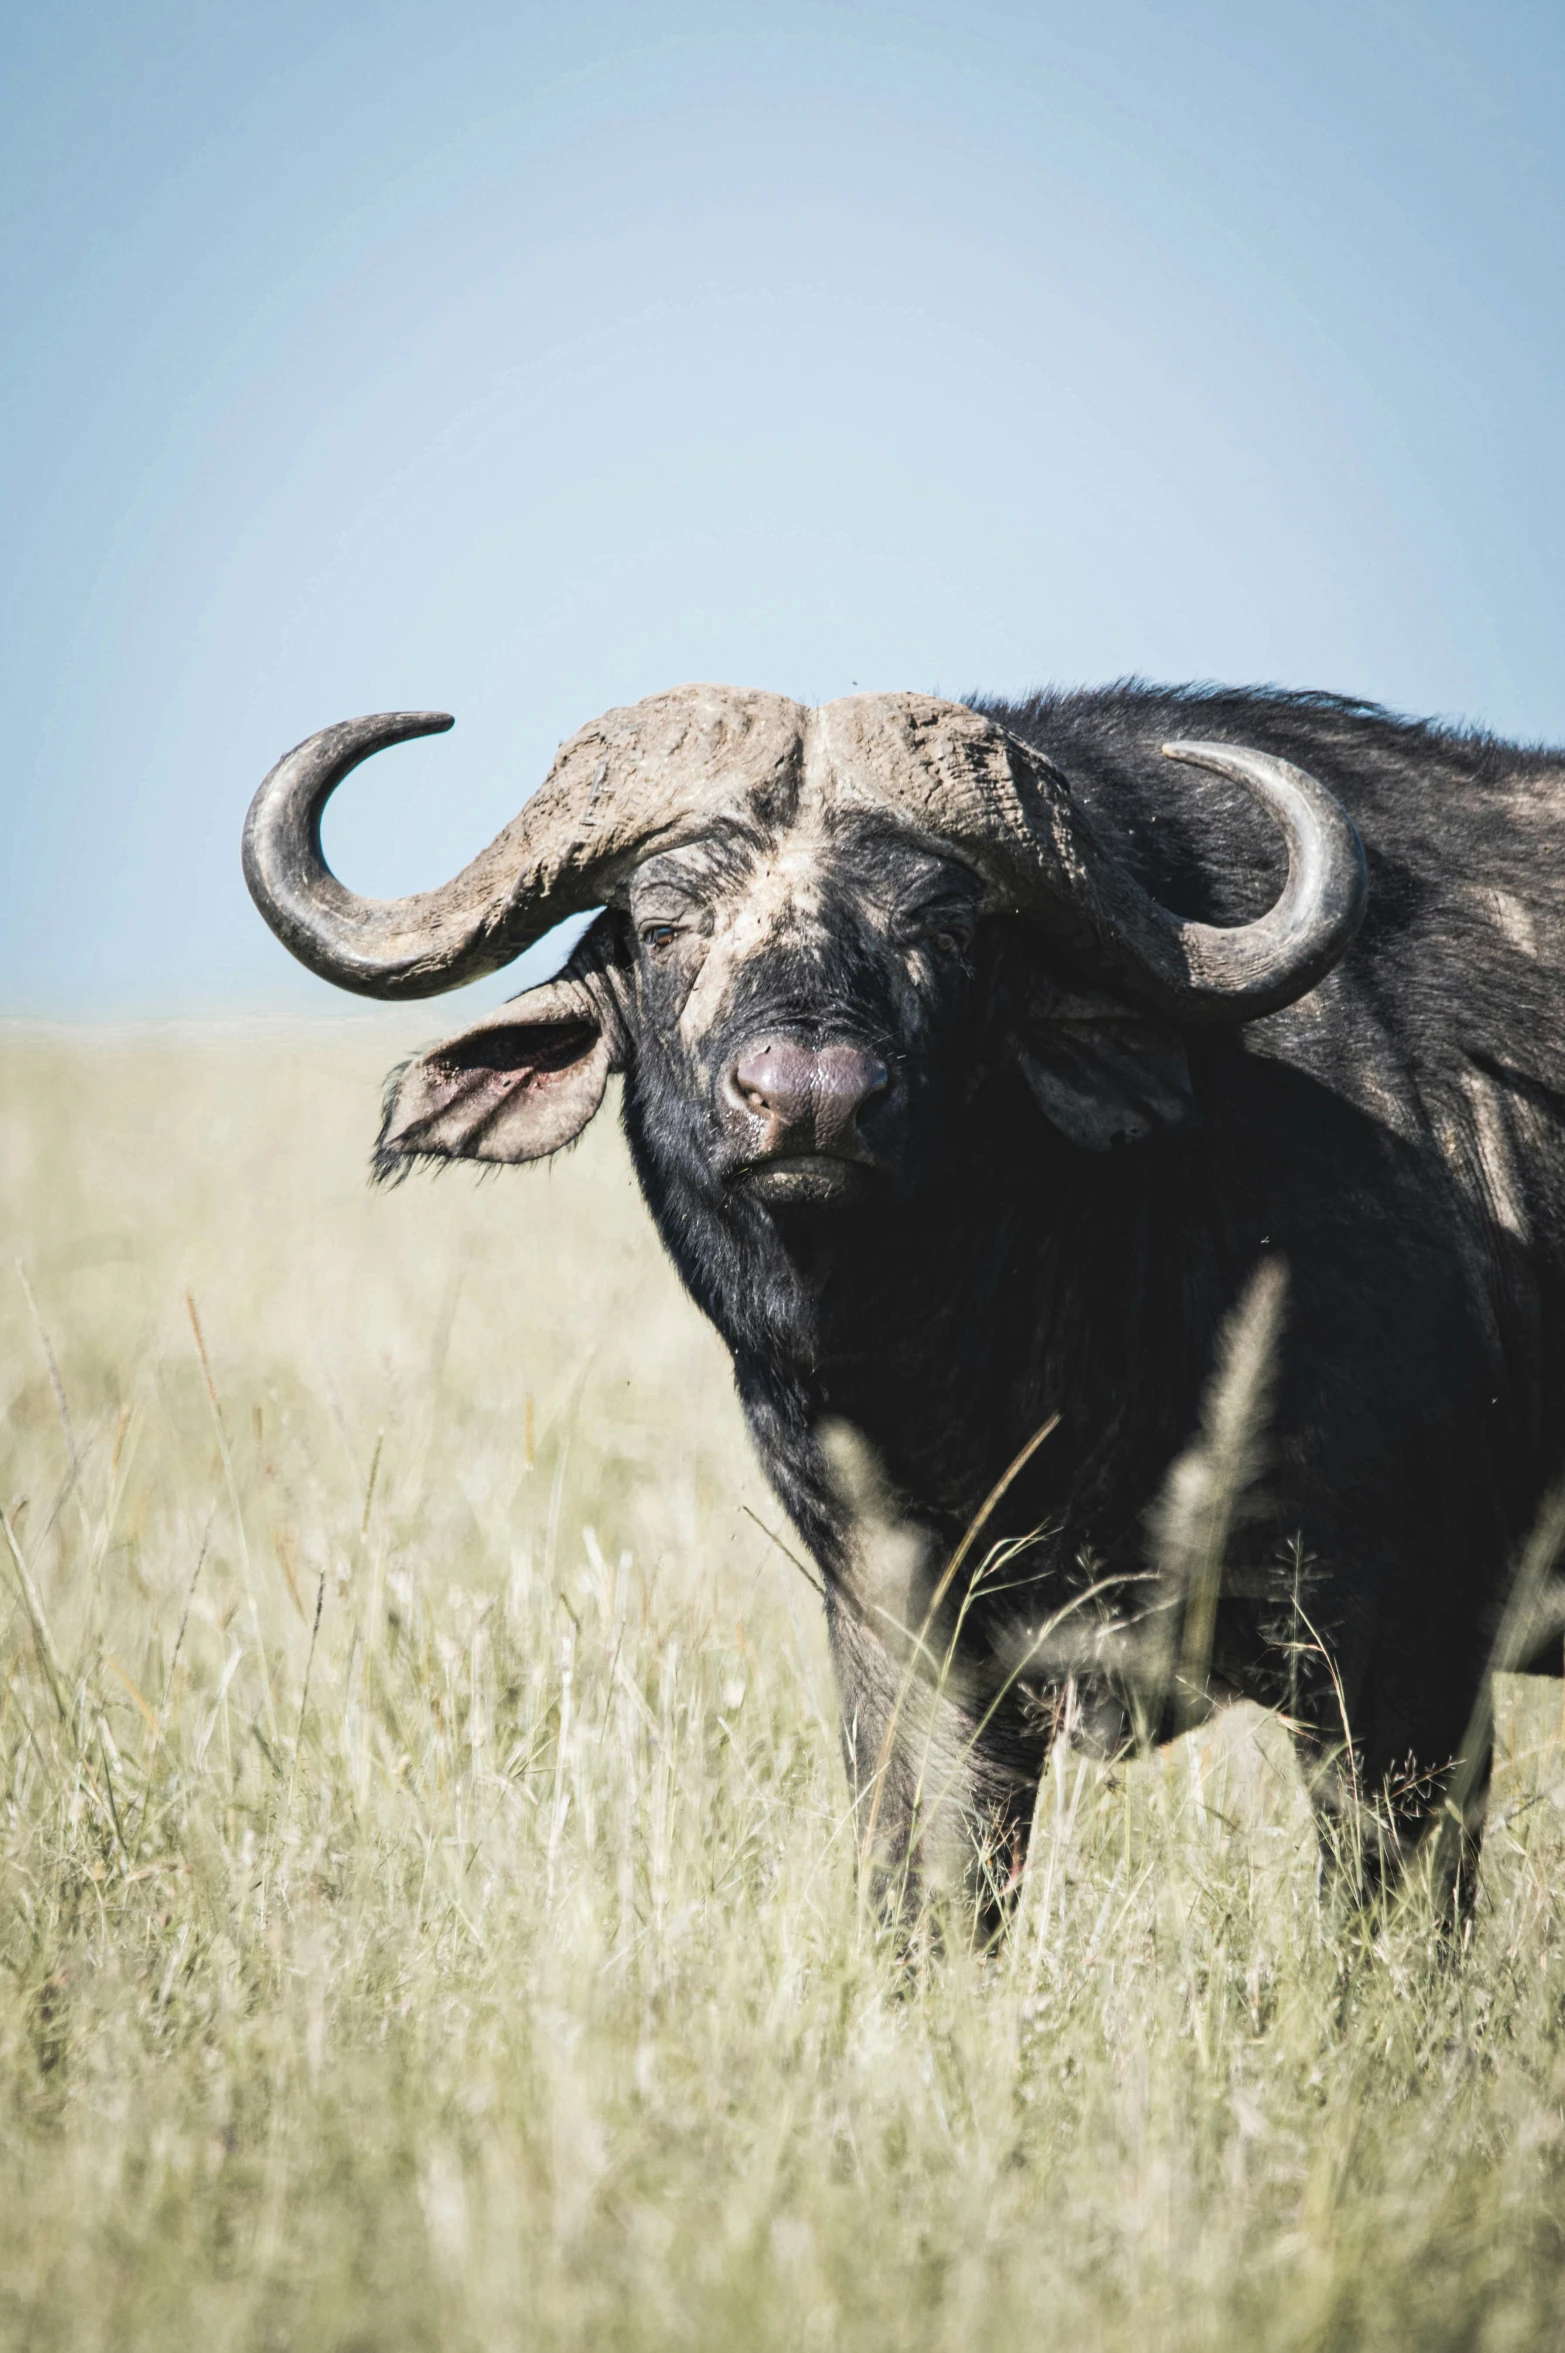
[896,909,971,958]
[917,918,971,959]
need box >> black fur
[595,683,1565,1870]
[380,682,1565,1879]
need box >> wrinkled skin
[377,685,1565,1896]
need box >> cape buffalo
[243,683,1565,1888]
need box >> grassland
[4,1021,1565,2351]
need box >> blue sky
[4,0,1562,1014]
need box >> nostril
[733,1041,807,1114]
[733,1062,772,1114]
[816,1047,889,1117]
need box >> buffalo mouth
[732,1151,881,1206]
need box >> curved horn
[243,688,808,1000]
[1045,737,1369,1020]
[1130,739,1370,1017]
[819,698,1368,1022]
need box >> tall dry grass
[4,1022,1565,2352]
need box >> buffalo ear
[1012,978,1193,1151]
[375,921,629,1172]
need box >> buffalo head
[242,686,1367,1208]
